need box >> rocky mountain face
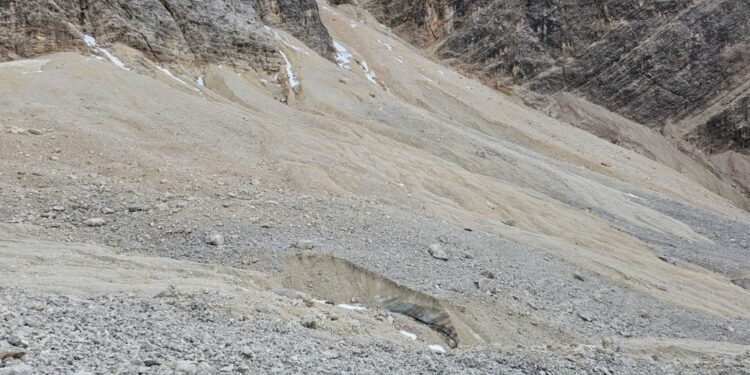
[364,0,750,200]
[0,0,334,67]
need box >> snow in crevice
[360,61,378,85]
[83,35,129,70]
[156,66,200,92]
[279,51,299,88]
[265,26,309,55]
[399,330,417,340]
[333,41,353,69]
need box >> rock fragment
[84,218,106,227]
[427,243,449,260]
[205,233,224,246]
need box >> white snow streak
[279,51,299,88]
[156,66,200,92]
[265,26,309,55]
[399,330,417,340]
[83,35,129,70]
[337,304,367,311]
[361,61,377,85]
[428,345,446,353]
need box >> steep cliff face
[0,0,333,67]
[364,0,750,201]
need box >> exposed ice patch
[337,304,367,311]
[399,330,417,340]
[428,345,446,353]
[83,35,129,70]
[279,51,299,88]
[333,41,353,69]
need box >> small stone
[205,233,224,246]
[576,311,593,322]
[240,346,254,358]
[128,205,147,212]
[0,349,25,360]
[300,315,318,329]
[27,129,43,135]
[502,219,516,227]
[720,323,735,333]
[51,205,65,212]
[573,272,585,282]
[428,243,449,260]
[143,359,161,367]
[84,218,106,227]
[657,255,676,265]
[638,309,650,319]
[174,361,197,375]
[480,270,496,279]
[293,240,315,250]
[7,334,27,348]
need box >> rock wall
[0,0,333,67]
[364,0,750,200]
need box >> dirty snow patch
[333,41,353,69]
[83,35,129,70]
[279,51,299,88]
[337,304,367,311]
[399,330,417,340]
